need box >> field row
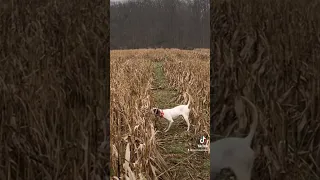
[110,49,210,179]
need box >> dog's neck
[159,109,164,118]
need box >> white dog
[151,92,191,132]
[210,96,258,180]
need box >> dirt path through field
[151,61,210,180]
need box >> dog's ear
[155,109,160,115]
[152,108,157,114]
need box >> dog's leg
[182,114,190,131]
[233,168,251,180]
[165,118,174,132]
[245,154,254,180]
[231,159,253,180]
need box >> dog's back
[164,104,190,119]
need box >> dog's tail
[240,96,258,146]
[186,91,191,107]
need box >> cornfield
[212,0,320,179]
[0,1,109,179]
[110,49,210,179]
[163,49,210,139]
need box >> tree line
[111,0,210,49]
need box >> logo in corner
[199,136,207,146]
[199,136,206,144]
[189,135,209,152]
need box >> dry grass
[0,1,108,179]
[162,49,210,141]
[110,49,210,179]
[110,50,167,179]
[212,0,320,179]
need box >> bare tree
[110,0,210,49]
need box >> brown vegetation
[211,0,320,179]
[110,50,166,180]
[110,49,210,179]
[163,49,210,140]
[0,1,109,179]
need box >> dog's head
[151,108,160,116]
